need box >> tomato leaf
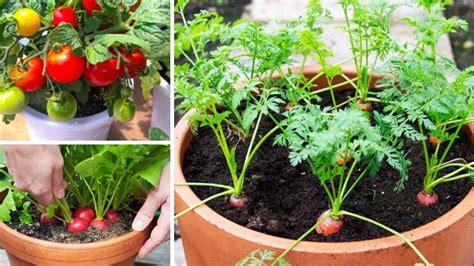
[48,23,83,56]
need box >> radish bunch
[39,207,120,234]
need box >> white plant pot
[22,107,113,141]
[150,79,171,136]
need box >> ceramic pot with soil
[0,145,170,266]
[0,214,154,266]
[174,68,474,265]
[175,1,473,264]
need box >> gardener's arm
[133,163,170,258]
[2,145,66,205]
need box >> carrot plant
[378,1,474,206]
[268,105,430,265]
[339,0,397,111]
[275,105,410,234]
[175,0,313,213]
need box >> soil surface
[8,210,133,244]
[182,90,473,242]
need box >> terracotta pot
[175,67,474,266]
[0,221,153,265]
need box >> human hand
[3,145,66,205]
[132,163,170,258]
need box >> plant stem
[340,210,430,265]
[175,182,235,191]
[174,190,234,219]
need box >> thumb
[51,165,66,199]
[133,189,163,231]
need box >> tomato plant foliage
[0,0,170,123]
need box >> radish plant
[378,1,474,206]
[0,145,169,234]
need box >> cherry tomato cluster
[0,0,146,124]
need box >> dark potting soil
[182,90,473,242]
[7,211,134,244]
[30,87,107,119]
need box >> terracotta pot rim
[175,66,474,254]
[0,221,143,250]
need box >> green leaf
[137,146,170,187]
[86,34,151,64]
[0,190,16,222]
[19,201,32,224]
[149,127,169,141]
[140,65,162,99]
[48,23,83,56]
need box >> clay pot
[0,221,153,265]
[175,67,474,266]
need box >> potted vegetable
[174,0,473,265]
[0,0,170,140]
[0,144,170,265]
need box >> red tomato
[46,45,86,84]
[117,47,147,78]
[85,58,119,87]
[83,0,101,15]
[52,7,78,28]
[11,57,46,92]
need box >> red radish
[91,219,109,229]
[316,209,344,236]
[229,194,249,208]
[417,191,439,206]
[428,135,439,146]
[105,209,119,222]
[337,154,353,166]
[74,207,96,222]
[39,213,58,225]
[67,217,90,234]
[356,99,373,112]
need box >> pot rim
[21,106,112,130]
[174,66,474,254]
[0,221,144,251]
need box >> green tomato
[113,99,135,123]
[0,86,27,115]
[47,92,77,122]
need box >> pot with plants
[0,0,169,140]
[0,144,170,265]
[174,0,474,265]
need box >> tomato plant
[0,86,26,115]
[83,0,101,15]
[52,7,78,28]
[11,57,47,92]
[47,92,77,122]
